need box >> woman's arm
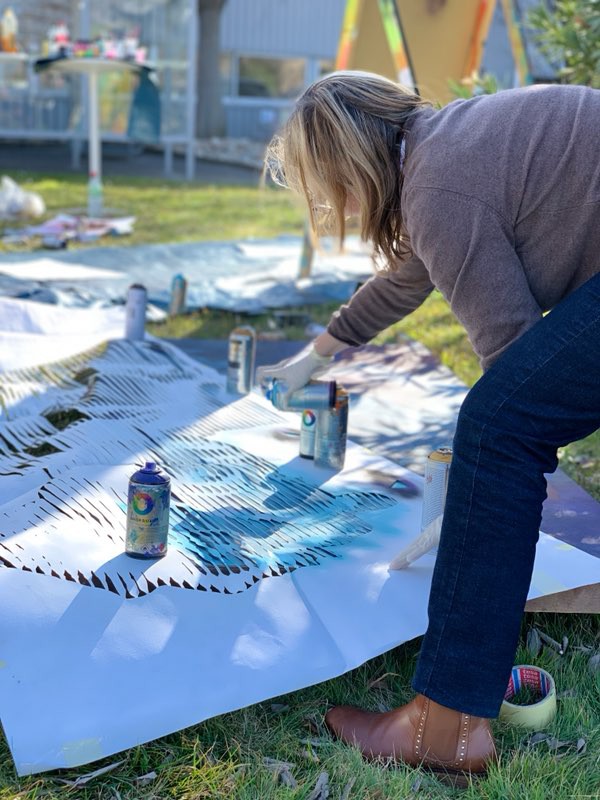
[255,254,434,395]
[313,329,350,358]
[325,254,435,347]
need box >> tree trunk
[196,0,226,139]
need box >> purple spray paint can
[125,461,171,559]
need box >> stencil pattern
[0,339,398,597]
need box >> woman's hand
[255,345,332,399]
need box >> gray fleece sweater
[327,85,600,370]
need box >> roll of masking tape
[499,665,557,729]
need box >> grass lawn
[0,176,598,800]
[0,173,305,251]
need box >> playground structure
[336,0,498,104]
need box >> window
[319,59,335,77]
[238,57,305,99]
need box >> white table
[35,57,151,214]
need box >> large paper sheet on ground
[0,296,126,370]
[0,236,374,313]
[0,339,597,776]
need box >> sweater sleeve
[407,189,543,370]
[326,253,435,346]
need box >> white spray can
[421,447,452,531]
[125,283,147,341]
[226,326,256,395]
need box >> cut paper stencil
[0,338,598,776]
[0,340,398,596]
[0,445,397,598]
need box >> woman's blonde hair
[265,70,431,265]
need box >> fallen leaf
[300,737,329,748]
[340,777,356,800]
[576,738,587,755]
[538,629,565,654]
[303,714,324,736]
[367,672,397,691]
[589,653,600,674]
[368,678,389,692]
[57,759,125,787]
[546,737,572,751]
[410,775,423,792]
[263,757,295,771]
[135,771,157,786]
[568,454,589,465]
[279,767,298,789]
[526,628,542,657]
[557,688,577,700]
[263,757,298,788]
[524,732,551,747]
[306,770,329,800]
[301,748,320,763]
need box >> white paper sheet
[0,257,121,281]
[0,236,375,313]
[0,338,597,776]
[0,297,126,371]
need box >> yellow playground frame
[336,0,497,104]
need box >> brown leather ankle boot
[325,694,497,786]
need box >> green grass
[0,173,305,252]
[505,686,544,706]
[1,178,599,799]
[148,302,341,341]
[1,615,598,799]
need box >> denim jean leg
[412,271,600,718]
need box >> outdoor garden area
[0,170,598,800]
[0,0,599,798]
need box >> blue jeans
[412,271,600,718]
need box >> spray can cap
[130,460,169,485]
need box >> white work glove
[255,345,332,400]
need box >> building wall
[0,2,558,149]
[218,0,346,140]
[221,0,346,59]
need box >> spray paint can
[226,325,256,395]
[421,446,452,532]
[169,273,188,316]
[125,461,171,558]
[314,388,349,470]
[125,283,147,341]
[269,380,336,411]
[299,409,317,458]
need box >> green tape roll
[499,664,557,729]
